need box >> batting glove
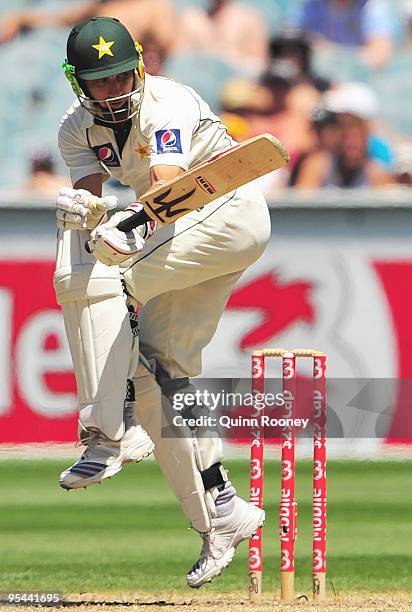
[56,187,118,230]
[87,204,156,266]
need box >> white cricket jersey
[58,74,234,196]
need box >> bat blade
[117,133,289,232]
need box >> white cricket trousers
[123,182,271,378]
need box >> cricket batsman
[55,16,270,586]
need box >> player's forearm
[149,164,185,188]
[73,174,103,197]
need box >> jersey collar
[81,107,95,130]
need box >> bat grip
[84,208,152,254]
[117,209,152,232]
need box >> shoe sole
[59,440,155,491]
[187,509,266,588]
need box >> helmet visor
[79,70,144,124]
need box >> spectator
[289,107,341,186]
[220,60,319,187]
[0,0,177,73]
[22,149,69,196]
[269,27,331,92]
[324,82,393,167]
[393,142,412,186]
[250,59,319,161]
[291,0,395,69]
[175,0,269,72]
[294,83,395,188]
[403,1,412,51]
[220,78,273,140]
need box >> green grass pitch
[0,459,411,596]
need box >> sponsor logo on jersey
[92,143,120,167]
[155,129,182,154]
[195,175,216,194]
[98,147,114,162]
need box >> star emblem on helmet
[92,36,115,59]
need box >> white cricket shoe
[59,425,154,490]
[186,496,265,588]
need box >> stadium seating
[0,0,411,189]
[369,53,412,137]
[0,26,73,187]
[312,47,372,84]
[164,53,241,111]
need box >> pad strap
[201,462,228,491]
[126,378,135,402]
[154,362,190,397]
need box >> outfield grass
[0,459,411,597]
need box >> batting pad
[54,229,133,440]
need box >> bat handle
[84,208,153,253]
[117,209,152,232]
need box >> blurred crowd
[2,0,412,195]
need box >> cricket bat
[117,133,289,232]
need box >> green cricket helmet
[63,17,145,124]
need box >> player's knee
[54,261,124,304]
[133,358,161,419]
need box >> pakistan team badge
[134,143,150,160]
[92,36,115,59]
